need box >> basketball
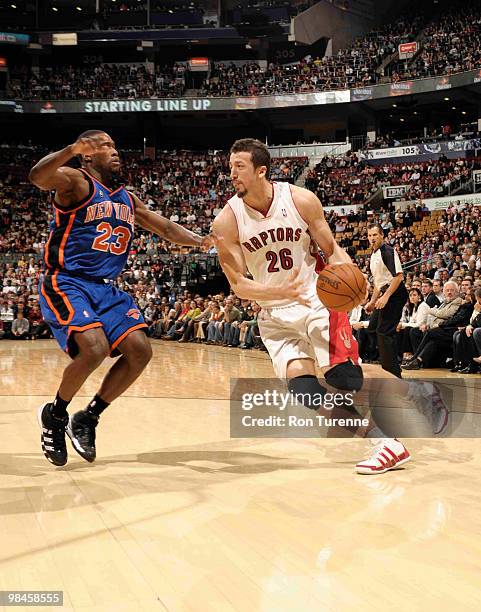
[316,263,367,312]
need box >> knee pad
[324,360,363,392]
[287,375,326,410]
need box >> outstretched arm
[132,193,211,248]
[212,206,309,304]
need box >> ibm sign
[383,185,410,199]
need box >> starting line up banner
[0,90,350,114]
[2,67,481,114]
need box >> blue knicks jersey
[44,169,135,280]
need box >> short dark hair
[76,130,107,167]
[422,279,433,287]
[230,138,271,175]
[367,223,383,234]
[475,288,481,300]
[77,129,106,140]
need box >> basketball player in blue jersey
[29,130,211,467]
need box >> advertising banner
[0,32,30,45]
[398,41,418,60]
[325,204,362,214]
[361,139,481,163]
[383,185,410,199]
[6,90,350,115]
[396,192,481,211]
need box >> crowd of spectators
[324,204,481,279]
[375,157,480,201]
[389,3,481,82]
[5,2,481,100]
[0,259,52,341]
[2,143,481,371]
[7,63,187,101]
[340,202,481,372]
[0,11,430,101]
[350,274,481,372]
[305,151,481,207]
[201,15,425,97]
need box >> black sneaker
[66,410,98,462]
[37,403,68,466]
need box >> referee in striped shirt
[366,223,408,378]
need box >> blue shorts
[39,272,147,358]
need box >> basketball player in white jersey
[212,138,412,474]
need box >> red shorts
[328,310,360,367]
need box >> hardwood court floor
[1,340,481,611]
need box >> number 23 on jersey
[92,221,131,255]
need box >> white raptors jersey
[228,181,318,308]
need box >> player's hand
[200,234,215,251]
[71,137,101,156]
[466,324,473,337]
[375,294,389,309]
[365,300,375,313]
[278,268,310,306]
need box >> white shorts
[257,296,359,379]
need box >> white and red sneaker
[355,438,411,475]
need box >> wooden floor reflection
[1,340,481,611]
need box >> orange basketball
[316,263,367,312]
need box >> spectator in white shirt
[397,288,430,364]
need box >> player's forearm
[328,242,352,264]
[370,286,381,303]
[230,276,287,301]
[164,220,203,247]
[143,211,202,247]
[29,145,75,186]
